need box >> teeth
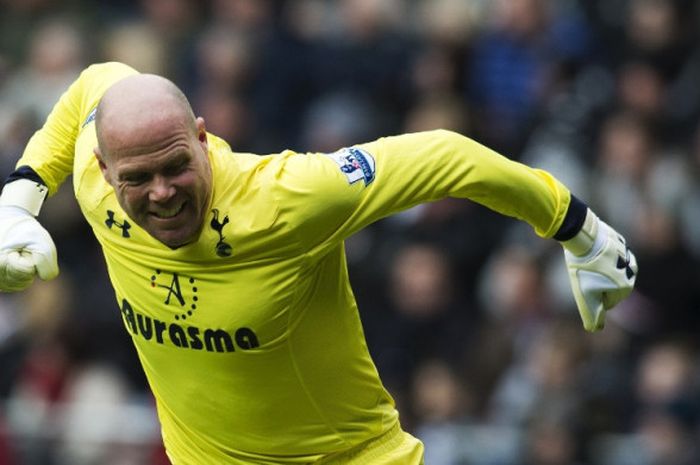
[153,204,183,219]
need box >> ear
[196,117,208,150]
[94,147,112,184]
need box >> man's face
[97,117,212,248]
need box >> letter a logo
[162,273,185,306]
[151,270,199,320]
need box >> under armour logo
[105,210,131,238]
[210,209,232,257]
[616,247,635,279]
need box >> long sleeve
[264,129,571,259]
[15,62,138,194]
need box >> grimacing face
[96,117,213,248]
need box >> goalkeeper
[0,62,636,464]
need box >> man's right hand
[0,179,58,292]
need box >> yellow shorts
[316,424,424,465]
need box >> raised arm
[0,62,138,292]
[17,62,138,194]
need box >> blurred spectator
[3,276,77,464]
[191,26,255,94]
[0,419,15,464]
[192,89,252,149]
[632,340,700,465]
[468,0,594,155]
[592,110,700,331]
[412,0,485,49]
[1,276,161,464]
[362,241,473,417]
[594,339,700,465]
[2,18,84,119]
[186,26,259,150]
[404,94,469,135]
[311,0,412,133]
[139,0,198,41]
[622,0,689,76]
[616,60,666,120]
[577,325,638,448]
[412,360,471,427]
[0,18,85,177]
[468,0,556,154]
[301,91,378,152]
[633,406,700,465]
[479,245,552,335]
[54,365,160,465]
[0,0,87,67]
[619,0,700,141]
[678,121,700,258]
[486,320,588,428]
[408,0,484,105]
[100,21,167,76]
[593,111,655,239]
[521,416,583,465]
[409,45,462,98]
[139,0,202,80]
[336,0,406,43]
[1,0,700,463]
[412,359,475,465]
[209,0,274,32]
[634,339,698,408]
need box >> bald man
[94,74,213,248]
[0,63,637,464]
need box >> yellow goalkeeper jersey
[17,62,571,464]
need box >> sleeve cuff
[5,165,47,187]
[1,167,49,216]
[553,194,588,241]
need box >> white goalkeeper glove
[0,179,58,292]
[561,208,637,332]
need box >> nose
[148,175,176,203]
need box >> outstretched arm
[273,129,637,330]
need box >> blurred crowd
[1,0,700,464]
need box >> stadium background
[1,0,700,464]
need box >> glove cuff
[561,208,600,257]
[0,179,49,216]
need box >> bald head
[95,74,197,159]
[92,73,213,249]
